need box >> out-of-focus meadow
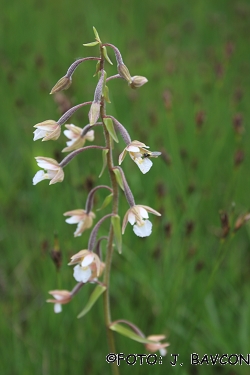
[1,0,250,374]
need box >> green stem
[100,45,120,375]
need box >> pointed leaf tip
[93,27,101,43]
[103,118,118,143]
[77,285,106,318]
[109,323,155,344]
[102,46,113,65]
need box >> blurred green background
[1,0,250,374]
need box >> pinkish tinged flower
[119,140,160,174]
[33,157,64,185]
[145,335,170,356]
[47,290,71,313]
[68,250,104,283]
[33,120,61,141]
[122,205,161,237]
[64,209,95,237]
[62,124,94,152]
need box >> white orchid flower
[33,157,64,185]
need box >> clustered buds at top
[122,205,161,237]
[33,120,61,141]
[62,124,95,152]
[119,140,161,174]
[130,76,148,89]
[64,209,95,237]
[47,290,71,314]
[33,157,64,185]
[50,76,72,95]
[145,335,170,356]
[68,250,104,283]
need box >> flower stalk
[33,27,163,375]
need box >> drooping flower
[68,250,104,283]
[145,335,170,356]
[119,140,160,174]
[62,124,94,152]
[47,290,71,314]
[33,120,61,141]
[64,209,95,237]
[122,205,161,237]
[33,157,64,185]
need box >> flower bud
[88,101,101,125]
[118,64,132,84]
[50,76,72,94]
[130,76,148,89]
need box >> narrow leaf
[110,323,154,344]
[100,70,107,95]
[77,285,106,318]
[111,215,122,253]
[103,118,119,143]
[102,46,113,65]
[113,169,124,190]
[83,41,99,47]
[93,61,101,77]
[96,193,113,211]
[104,85,111,103]
[93,26,101,43]
[99,149,109,178]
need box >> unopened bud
[130,75,148,89]
[50,76,72,94]
[118,64,132,84]
[50,233,62,271]
[88,101,101,125]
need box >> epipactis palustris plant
[33,27,168,373]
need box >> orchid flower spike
[47,290,71,314]
[64,209,95,237]
[33,157,64,185]
[62,124,94,152]
[33,120,61,141]
[145,335,170,356]
[119,140,161,174]
[122,205,161,237]
[68,250,104,283]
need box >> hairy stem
[100,46,120,375]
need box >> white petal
[81,253,94,267]
[128,212,136,225]
[85,130,94,141]
[33,129,46,141]
[127,145,140,152]
[138,207,149,219]
[36,160,58,170]
[159,348,167,356]
[66,139,75,147]
[74,221,84,237]
[73,265,91,283]
[64,130,75,139]
[53,294,64,301]
[54,303,62,313]
[134,158,153,174]
[65,216,81,224]
[133,220,152,237]
[33,170,46,185]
